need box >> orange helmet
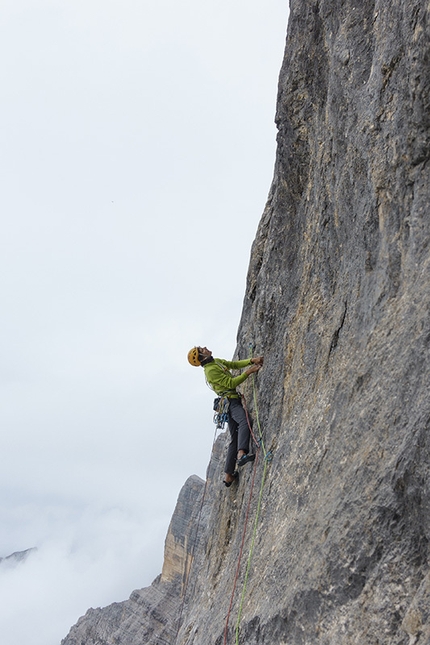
[187,347,201,367]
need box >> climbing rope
[222,445,259,645]
[234,415,270,642]
[223,347,272,645]
[234,459,269,643]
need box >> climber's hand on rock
[246,364,262,375]
[251,356,264,365]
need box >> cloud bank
[0,1,288,643]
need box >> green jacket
[203,358,253,398]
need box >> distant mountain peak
[0,548,37,566]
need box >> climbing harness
[223,346,272,645]
[206,359,239,431]
[213,395,230,430]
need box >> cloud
[0,0,288,643]
[0,506,166,645]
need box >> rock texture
[61,475,206,645]
[62,0,430,643]
[161,475,206,586]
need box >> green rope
[246,344,266,456]
[234,351,270,644]
[252,368,267,457]
[234,456,269,644]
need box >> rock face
[61,475,206,645]
[62,0,430,644]
[161,475,206,586]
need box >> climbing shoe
[236,453,256,468]
[223,471,239,487]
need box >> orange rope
[222,393,260,644]
[223,450,259,644]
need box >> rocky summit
[62,0,430,643]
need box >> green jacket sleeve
[204,358,252,393]
[218,359,252,370]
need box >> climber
[187,346,263,487]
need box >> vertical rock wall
[179,0,430,642]
[62,1,429,644]
[61,476,205,645]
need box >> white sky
[0,1,289,643]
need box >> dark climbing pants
[225,398,252,475]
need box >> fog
[0,1,288,643]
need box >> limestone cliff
[62,0,430,643]
[61,474,206,645]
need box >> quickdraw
[213,395,230,430]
